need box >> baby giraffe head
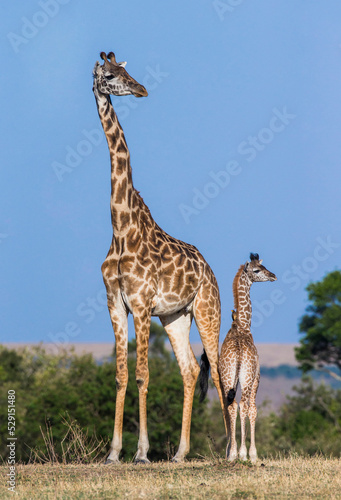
[244,253,277,283]
[93,51,148,98]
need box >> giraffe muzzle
[132,85,148,98]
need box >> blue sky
[1,1,341,348]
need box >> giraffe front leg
[134,307,152,464]
[105,293,129,464]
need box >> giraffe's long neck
[94,88,134,235]
[233,266,252,330]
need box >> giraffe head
[93,52,148,98]
[244,253,277,283]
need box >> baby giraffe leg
[248,371,260,464]
[227,399,238,461]
[238,398,248,461]
[238,384,252,461]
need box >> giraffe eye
[254,269,260,273]
[105,74,115,81]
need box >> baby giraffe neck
[233,266,252,330]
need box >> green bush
[2,320,340,464]
[0,323,213,463]
[205,377,341,459]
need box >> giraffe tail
[227,388,236,406]
[199,349,210,403]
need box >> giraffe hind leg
[227,399,238,461]
[248,368,260,464]
[193,272,228,435]
[238,366,254,462]
[218,348,239,460]
[238,393,250,461]
[160,309,199,462]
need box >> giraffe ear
[118,61,127,68]
[259,259,263,265]
[243,262,249,271]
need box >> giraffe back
[219,324,259,390]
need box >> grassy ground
[1,456,341,499]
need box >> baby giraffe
[218,253,277,463]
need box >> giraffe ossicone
[92,51,227,464]
[218,253,277,463]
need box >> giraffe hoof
[171,455,184,463]
[134,458,151,465]
[104,458,119,465]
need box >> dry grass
[1,455,341,499]
[29,417,108,465]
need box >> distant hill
[3,342,299,366]
[3,342,340,412]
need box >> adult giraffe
[92,52,226,463]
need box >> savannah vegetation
[0,271,340,497]
[1,456,341,499]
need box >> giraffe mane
[133,190,154,221]
[232,264,245,312]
